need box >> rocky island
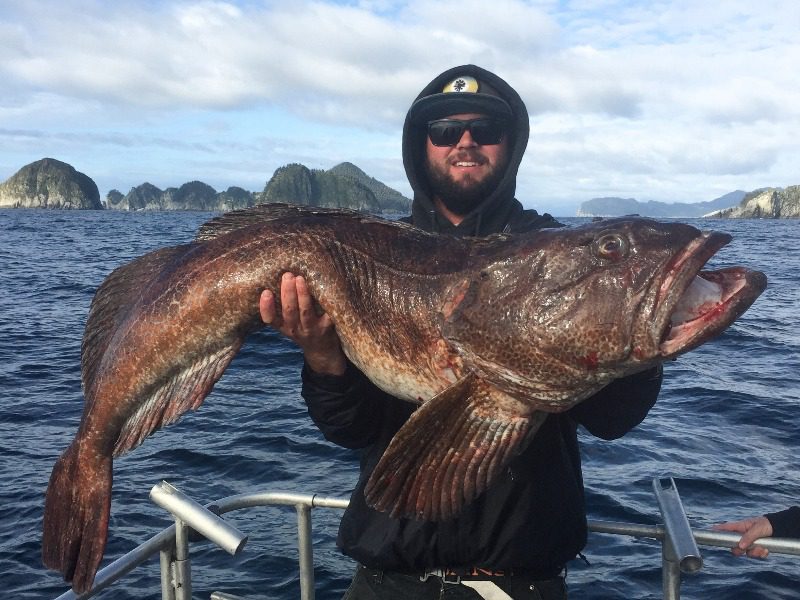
[705,186,800,218]
[107,181,256,211]
[6,156,792,219]
[0,158,102,209]
[0,158,411,214]
[261,162,410,214]
[576,191,746,218]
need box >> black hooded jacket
[300,65,662,576]
[402,64,558,237]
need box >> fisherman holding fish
[42,63,767,595]
[261,65,665,600]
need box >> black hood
[402,65,530,236]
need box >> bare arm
[260,272,347,376]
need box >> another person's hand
[714,516,774,558]
[260,272,347,376]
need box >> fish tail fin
[42,441,112,593]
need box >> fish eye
[593,232,628,261]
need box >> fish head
[443,218,767,408]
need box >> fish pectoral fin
[364,374,543,521]
[113,342,242,455]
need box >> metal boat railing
[52,477,800,600]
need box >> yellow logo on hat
[443,75,479,94]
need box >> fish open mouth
[657,232,767,358]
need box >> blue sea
[0,209,798,599]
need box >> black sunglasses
[426,118,506,147]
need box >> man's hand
[260,272,347,376]
[713,516,774,558]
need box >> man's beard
[425,155,505,216]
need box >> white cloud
[0,0,798,215]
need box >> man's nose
[456,129,478,148]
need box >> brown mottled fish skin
[42,204,766,592]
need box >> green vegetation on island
[3,157,796,218]
[0,158,102,209]
[706,186,800,218]
[0,158,411,215]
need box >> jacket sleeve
[567,365,663,440]
[300,359,387,449]
[766,506,800,538]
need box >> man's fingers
[739,517,773,549]
[740,528,765,549]
[294,276,319,329]
[740,532,757,548]
[259,289,279,325]
[713,522,745,533]
[280,272,300,328]
[317,312,334,329]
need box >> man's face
[424,112,510,216]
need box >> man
[261,65,663,599]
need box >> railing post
[653,478,704,600]
[172,518,192,600]
[661,536,682,600]
[296,503,315,600]
[159,544,176,600]
[149,481,249,600]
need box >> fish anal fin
[364,375,542,521]
[113,342,241,455]
[42,440,112,593]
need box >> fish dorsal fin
[364,374,545,521]
[195,202,389,241]
[81,245,191,393]
[113,342,241,455]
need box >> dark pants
[341,565,568,600]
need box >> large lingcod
[42,204,766,592]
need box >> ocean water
[0,209,798,599]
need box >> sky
[1,0,798,216]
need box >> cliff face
[708,186,800,218]
[328,162,411,213]
[217,186,256,211]
[262,164,316,206]
[262,163,383,212]
[0,158,102,209]
[260,162,411,214]
[119,182,164,210]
